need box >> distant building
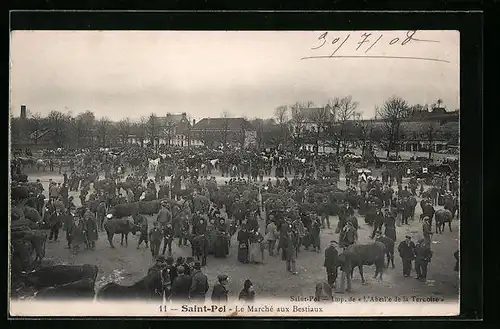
[127,112,199,147]
[191,117,256,147]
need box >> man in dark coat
[170,266,191,302]
[192,234,209,266]
[84,209,98,250]
[162,223,174,256]
[136,213,149,249]
[189,262,209,302]
[310,217,321,252]
[414,239,433,282]
[339,221,356,248]
[149,221,163,259]
[96,201,107,232]
[48,208,63,242]
[398,235,416,277]
[324,240,339,287]
[371,207,384,239]
[211,274,229,304]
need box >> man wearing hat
[422,217,433,244]
[189,261,209,302]
[414,238,433,282]
[398,235,416,277]
[96,200,107,232]
[211,275,229,303]
[149,221,163,259]
[156,202,172,227]
[324,240,339,287]
[161,223,174,256]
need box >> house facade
[191,117,256,148]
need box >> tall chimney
[192,119,196,126]
[20,105,27,119]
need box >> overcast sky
[10,30,459,121]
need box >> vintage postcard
[9,29,459,317]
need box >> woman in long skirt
[237,228,250,264]
[249,230,263,264]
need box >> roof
[300,107,335,123]
[192,117,255,131]
[30,129,53,141]
[159,113,189,126]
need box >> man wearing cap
[149,221,163,259]
[96,200,106,232]
[161,223,174,256]
[156,202,172,227]
[136,212,149,250]
[284,230,298,275]
[339,221,356,249]
[170,265,192,302]
[422,217,433,243]
[414,239,433,282]
[324,240,339,287]
[189,261,209,302]
[398,235,416,277]
[211,275,229,304]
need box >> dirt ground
[21,170,459,301]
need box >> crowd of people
[11,144,460,300]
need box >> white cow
[149,158,160,172]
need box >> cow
[36,159,48,172]
[104,216,139,248]
[21,264,98,287]
[96,269,165,301]
[375,235,395,269]
[337,242,386,283]
[35,277,97,300]
[435,208,453,234]
[149,158,160,172]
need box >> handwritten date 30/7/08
[310,30,439,57]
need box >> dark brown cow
[96,270,165,301]
[338,242,386,283]
[104,217,139,248]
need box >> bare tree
[221,111,231,146]
[116,118,131,145]
[28,112,43,145]
[309,106,332,154]
[74,111,96,148]
[425,123,437,159]
[289,102,306,148]
[96,117,112,147]
[134,117,148,147]
[47,111,70,148]
[326,96,358,154]
[376,96,411,158]
[274,105,289,146]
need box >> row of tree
[10,111,187,150]
[272,96,458,158]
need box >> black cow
[35,277,97,300]
[20,264,99,290]
[96,270,165,301]
[104,218,139,248]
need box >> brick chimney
[20,105,27,119]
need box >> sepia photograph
[9,29,460,317]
